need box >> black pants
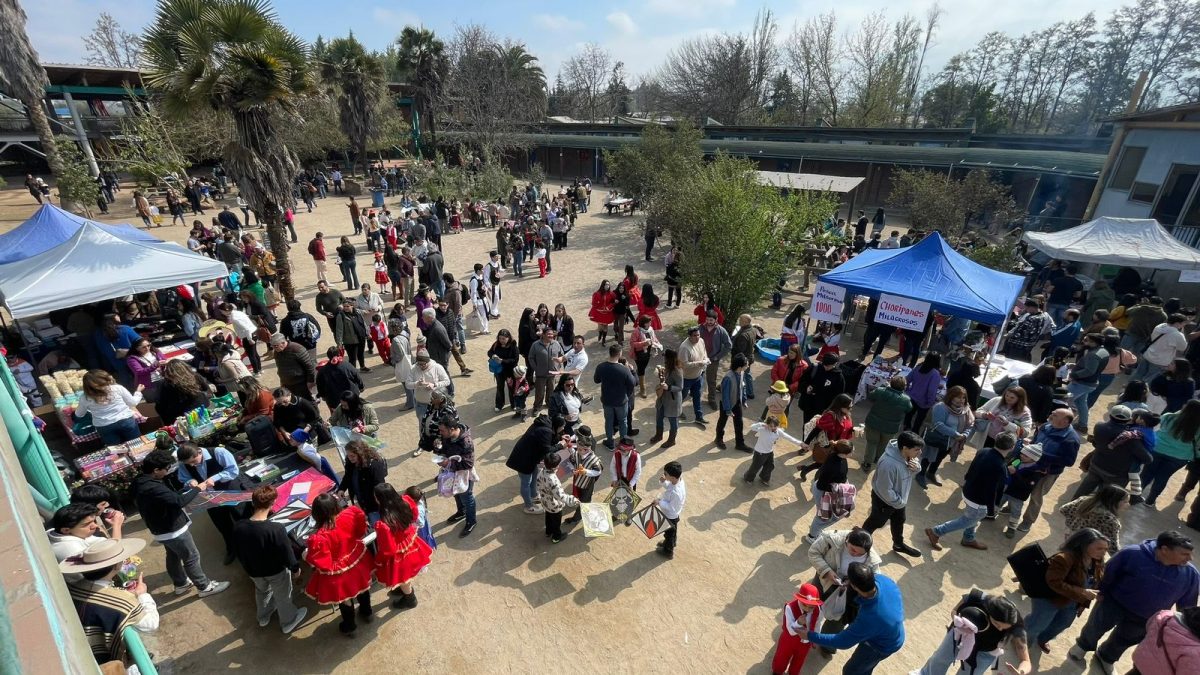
[494,374,510,409]
[545,509,563,538]
[337,590,372,630]
[860,323,891,359]
[343,342,366,369]
[663,516,679,552]
[862,489,907,547]
[716,403,744,445]
[667,284,681,307]
[744,451,775,481]
[283,380,315,403]
[207,504,243,555]
[904,404,930,432]
[568,485,594,520]
[244,337,262,374]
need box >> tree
[409,153,514,201]
[143,0,310,301]
[365,92,411,158]
[105,91,194,185]
[276,92,347,163]
[82,12,141,68]
[766,70,801,124]
[888,168,1022,235]
[787,13,844,125]
[656,153,840,326]
[52,136,102,216]
[563,43,611,121]
[395,26,449,153]
[319,34,386,176]
[605,62,632,117]
[0,0,65,177]
[603,123,704,215]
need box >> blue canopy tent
[817,232,1024,325]
[0,203,160,265]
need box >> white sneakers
[523,505,545,514]
[197,580,230,597]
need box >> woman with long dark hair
[373,484,433,610]
[693,291,725,326]
[629,314,662,398]
[1059,484,1129,547]
[517,307,536,367]
[651,348,683,448]
[588,280,616,345]
[904,352,945,432]
[622,264,641,308]
[1141,399,1200,506]
[338,439,388,525]
[1116,379,1151,411]
[1150,358,1197,414]
[304,493,374,635]
[487,328,520,411]
[1024,528,1108,654]
[797,393,854,481]
[156,360,212,424]
[612,282,633,347]
[781,304,807,351]
[549,373,584,433]
[636,283,663,331]
[329,392,380,437]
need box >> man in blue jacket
[801,562,905,674]
[1069,531,1198,673]
[1017,408,1080,531]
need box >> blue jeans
[682,377,704,420]
[414,402,429,436]
[918,627,999,674]
[1088,373,1116,409]
[1047,303,1069,326]
[513,254,523,276]
[1131,359,1166,385]
[1141,454,1190,505]
[160,530,211,589]
[742,369,754,398]
[1067,381,1098,430]
[844,642,891,675]
[603,403,629,443]
[454,481,477,526]
[655,406,678,435]
[932,502,988,542]
[518,472,535,508]
[432,279,445,298]
[455,316,467,352]
[96,417,141,446]
[1025,596,1080,646]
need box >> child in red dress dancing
[373,484,433,609]
[771,582,824,675]
[368,313,391,365]
[304,493,374,636]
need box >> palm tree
[395,26,448,153]
[318,34,385,178]
[143,0,310,301]
[496,43,546,119]
[0,0,64,177]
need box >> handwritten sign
[811,282,846,323]
[874,293,931,331]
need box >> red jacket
[308,238,326,261]
[771,357,809,394]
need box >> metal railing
[123,627,159,675]
[1169,225,1200,248]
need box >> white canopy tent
[756,171,865,194]
[0,221,228,319]
[1022,217,1200,271]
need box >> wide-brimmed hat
[770,380,789,394]
[59,538,146,573]
[197,320,232,340]
[794,583,823,607]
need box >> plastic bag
[823,585,849,621]
[437,468,456,497]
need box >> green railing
[0,359,69,510]
[122,627,158,675]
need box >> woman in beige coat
[806,528,883,656]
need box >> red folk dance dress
[694,303,726,325]
[636,296,663,330]
[304,505,375,605]
[622,276,641,307]
[588,291,616,325]
[373,496,434,586]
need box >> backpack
[286,315,321,349]
[459,282,470,306]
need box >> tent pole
[979,311,1012,397]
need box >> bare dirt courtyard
[1,183,1188,675]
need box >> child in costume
[564,426,603,524]
[771,582,825,675]
[303,493,374,636]
[373,484,433,610]
[368,313,391,365]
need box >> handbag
[1007,543,1055,599]
[488,358,504,375]
[822,584,849,621]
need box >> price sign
[811,282,846,323]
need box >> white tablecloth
[854,361,911,405]
[978,356,1037,399]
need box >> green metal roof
[456,132,1106,178]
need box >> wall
[1096,127,1200,219]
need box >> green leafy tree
[143,0,311,301]
[603,123,704,215]
[888,168,1022,235]
[277,92,348,164]
[319,33,386,177]
[0,0,64,176]
[365,94,411,159]
[53,137,102,216]
[656,153,840,326]
[106,90,194,185]
[410,153,514,201]
[961,240,1028,274]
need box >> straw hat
[59,538,146,573]
[197,320,233,340]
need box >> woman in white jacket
[806,528,883,656]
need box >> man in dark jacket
[315,346,364,413]
[333,300,369,371]
[421,307,454,372]
[131,450,229,597]
[423,244,445,297]
[313,281,345,332]
[926,433,1015,551]
[1072,405,1150,498]
[216,237,243,271]
[269,333,317,401]
[278,300,322,357]
[505,414,567,513]
[1018,409,1081,531]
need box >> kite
[580,502,614,538]
[603,482,642,525]
[184,490,253,513]
[630,505,671,539]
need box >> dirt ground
[1,184,1190,675]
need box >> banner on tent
[811,282,846,323]
[1179,270,1200,283]
[874,293,931,331]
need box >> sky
[25,0,1130,83]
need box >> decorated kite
[603,482,642,525]
[630,504,671,539]
[580,502,614,538]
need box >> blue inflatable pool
[756,338,783,363]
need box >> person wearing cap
[407,350,451,439]
[270,332,317,402]
[772,582,825,675]
[1016,408,1081,532]
[926,432,1016,553]
[1071,404,1147,499]
[678,326,710,425]
[287,428,339,483]
[1000,442,1045,538]
[800,563,905,673]
[1069,531,1199,672]
[60,537,158,662]
[763,380,793,428]
[231,485,307,634]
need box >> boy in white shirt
[743,415,804,486]
[653,461,686,559]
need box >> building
[1089,101,1200,247]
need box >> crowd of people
[27,162,1200,674]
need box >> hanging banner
[811,281,846,323]
[1179,270,1200,283]
[874,293,931,331]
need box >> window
[1151,164,1200,226]
[1109,146,1147,191]
[1129,181,1159,204]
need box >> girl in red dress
[304,493,375,635]
[373,484,433,609]
[588,280,617,344]
[694,291,725,326]
[797,393,855,481]
[636,283,663,330]
[373,252,389,287]
[622,265,641,308]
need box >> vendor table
[978,355,1037,400]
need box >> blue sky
[26,0,1128,82]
